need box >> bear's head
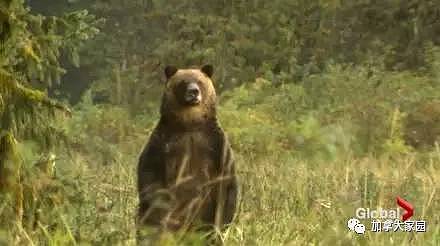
[160,65,217,127]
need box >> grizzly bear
[136,65,238,237]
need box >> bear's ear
[201,64,214,78]
[164,65,178,79]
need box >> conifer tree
[0,0,98,225]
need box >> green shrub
[220,78,355,160]
[405,100,440,149]
[303,63,438,154]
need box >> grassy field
[2,71,440,245]
[2,83,439,245]
[3,1,440,245]
[6,141,438,245]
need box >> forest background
[0,0,439,245]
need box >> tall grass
[1,65,439,245]
[3,145,438,245]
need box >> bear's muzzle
[184,82,201,105]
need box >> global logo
[347,197,419,235]
[355,207,400,220]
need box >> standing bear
[137,65,238,235]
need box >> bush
[220,62,440,158]
[220,78,354,160]
[405,100,440,149]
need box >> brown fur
[161,69,217,127]
[136,65,238,242]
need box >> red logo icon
[397,196,414,221]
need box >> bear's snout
[184,83,201,105]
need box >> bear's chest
[163,132,217,189]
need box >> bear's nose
[186,83,200,96]
[184,83,201,104]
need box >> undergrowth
[1,66,439,245]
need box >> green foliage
[65,92,151,165]
[405,100,440,149]
[220,62,440,159]
[0,0,99,146]
[0,0,99,241]
[44,0,440,105]
[0,131,21,200]
[220,78,354,160]
[1,0,100,87]
[2,0,440,245]
[0,72,70,148]
[302,63,439,153]
[382,108,412,155]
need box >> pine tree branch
[0,71,71,117]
